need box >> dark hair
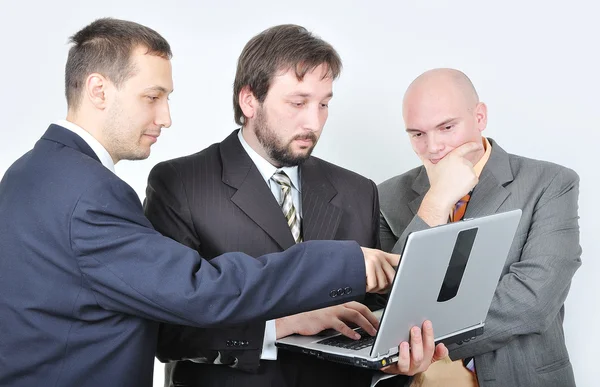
[65,17,172,109]
[233,24,342,126]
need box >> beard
[254,106,318,167]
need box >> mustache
[292,133,318,142]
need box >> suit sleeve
[448,168,582,359]
[69,176,366,332]
[144,161,266,370]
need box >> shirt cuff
[260,319,278,360]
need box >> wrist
[418,192,452,227]
[275,315,297,339]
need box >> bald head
[403,68,479,116]
[402,68,487,166]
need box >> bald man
[378,68,581,387]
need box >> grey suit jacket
[378,139,582,387]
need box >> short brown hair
[233,24,342,126]
[65,17,172,109]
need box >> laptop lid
[370,209,522,357]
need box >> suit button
[226,340,232,347]
[344,286,352,295]
[233,340,239,346]
[330,290,338,298]
[337,288,344,297]
[243,341,249,346]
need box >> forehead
[403,87,468,127]
[124,48,173,92]
[268,64,333,96]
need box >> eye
[320,103,329,108]
[411,132,422,138]
[443,125,453,130]
[147,96,160,102]
[291,102,305,108]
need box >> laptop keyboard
[316,328,375,351]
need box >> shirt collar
[237,128,300,191]
[55,119,115,173]
[473,136,492,178]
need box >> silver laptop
[275,209,522,370]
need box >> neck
[66,109,119,164]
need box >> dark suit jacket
[0,125,367,387]
[378,139,581,387]
[144,130,392,387]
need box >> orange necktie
[451,193,471,222]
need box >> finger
[454,141,483,159]
[381,256,397,287]
[375,256,388,292]
[365,259,377,292]
[332,319,361,340]
[383,252,400,268]
[409,326,424,372]
[421,320,436,361]
[420,156,434,174]
[390,341,411,374]
[344,302,380,330]
[341,308,378,336]
[433,343,448,362]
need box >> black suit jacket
[144,130,387,386]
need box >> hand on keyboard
[275,301,379,340]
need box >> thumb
[384,252,400,268]
[432,343,449,362]
[419,155,434,174]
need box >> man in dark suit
[0,18,413,387]
[378,68,581,387]
[144,24,447,387]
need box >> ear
[239,85,258,123]
[474,102,488,132]
[85,73,110,110]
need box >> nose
[426,132,444,154]
[156,100,172,129]
[301,103,325,132]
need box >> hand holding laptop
[380,320,448,376]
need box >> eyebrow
[144,86,173,94]
[287,92,333,99]
[405,117,459,133]
[435,118,458,128]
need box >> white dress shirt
[238,128,302,360]
[54,119,115,173]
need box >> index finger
[349,302,381,331]
[452,141,483,159]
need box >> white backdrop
[1,1,598,386]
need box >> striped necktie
[271,171,302,243]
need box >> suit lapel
[220,130,296,250]
[408,167,430,216]
[300,159,342,241]
[465,139,514,218]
